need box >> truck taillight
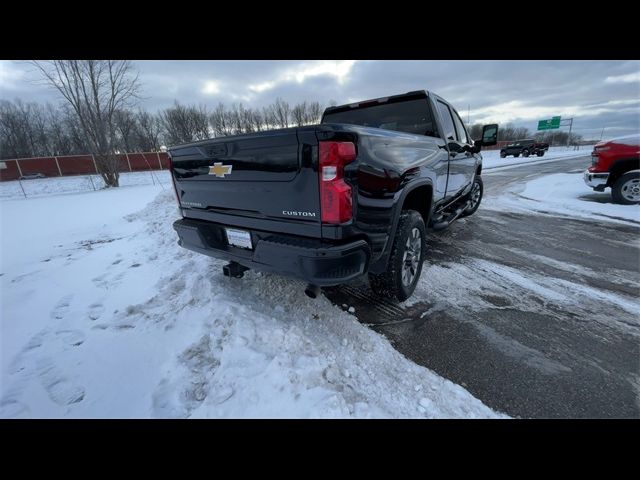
[319,141,356,224]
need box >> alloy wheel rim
[469,182,481,209]
[401,227,422,287]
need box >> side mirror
[481,124,498,146]
[472,124,498,153]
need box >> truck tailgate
[170,128,322,238]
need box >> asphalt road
[325,155,640,418]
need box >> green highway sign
[537,116,561,130]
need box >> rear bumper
[584,169,609,190]
[173,218,370,286]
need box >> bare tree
[30,60,140,187]
[291,101,324,126]
[229,103,244,134]
[209,103,230,137]
[513,126,530,139]
[249,109,265,132]
[135,110,163,151]
[0,100,31,159]
[466,123,483,141]
[0,99,58,159]
[292,101,307,127]
[272,97,291,128]
[306,101,323,124]
[45,104,74,156]
[161,102,210,145]
[114,109,138,152]
[1,95,330,162]
[262,105,276,130]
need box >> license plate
[225,228,252,249]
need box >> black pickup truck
[500,139,548,158]
[169,90,498,301]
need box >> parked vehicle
[19,173,45,180]
[500,139,548,158]
[169,90,498,301]
[584,134,640,205]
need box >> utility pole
[600,127,605,141]
[467,105,470,124]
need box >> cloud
[247,60,356,94]
[0,60,26,90]
[605,71,640,84]
[2,60,638,140]
[470,98,640,126]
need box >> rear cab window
[322,96,439,138]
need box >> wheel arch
[607,158,640,185]
[368,179,433,274]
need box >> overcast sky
[1,60,638,140]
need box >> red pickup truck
[584,134,640,205]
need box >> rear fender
[368,178,434,274]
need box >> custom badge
[208,162,232,178]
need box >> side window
[436,100,456,141]
[452,110,469,144]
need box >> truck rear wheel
[369,210,426,302]
[611,171,640,205]
[500,151,506,158]
[522,149,530,157]
[537,151,544,157]
[461,176,483,217]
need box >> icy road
[326,155,640,418]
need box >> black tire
[539,151,545,157]
[522,149,530,157]
[461,176,483,218]
[536,151,543,157]
[611,171,640,205]
[500,151,506,158]
[369,210,426,302]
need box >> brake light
[319,141,356,224]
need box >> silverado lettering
[169,90,498,301]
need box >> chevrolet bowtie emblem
[209,162,233,178]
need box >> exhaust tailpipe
[304,284,320,299]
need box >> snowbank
[483,172,640,226]
[0,183,504,418]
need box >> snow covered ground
[482,146,589,170]
[483,172,640,226]
[0,182,504,418]
[0,170,171,199]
